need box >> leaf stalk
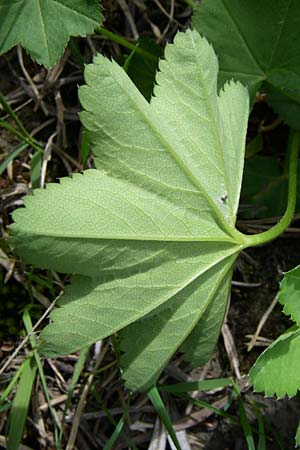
[242,129,299,247]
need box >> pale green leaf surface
[217,82,249,216]
[11,30,248,389]
[120,257,235,391]
[279,266,300,326]
[79,33,248,232]
[151,31,248,220]
[250,326,300,397]
[180,269,232,367]
[39,243,239,356]
[193,0,300,121]
[0,0,102,67]
[12,169,232,252]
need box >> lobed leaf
[0,0,102,67]
[193,0,300,127]
[10,30,249,390]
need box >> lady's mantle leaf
[11,30,249,391]
[193,0,300,127]
[0,0,102,67]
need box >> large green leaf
[193,0,300,126]
[10,30,249,391]
[0,0,102,67]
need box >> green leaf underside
[0,0,102,67]
[193,0,300,124]
[250,326,300,398]
[11,30,249,390]
[120,258,234,391]
[180,268,232,367]
[32,240,240,358]
[79,32,248,227]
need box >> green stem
[183,0,196,7]
[242,129,299,247]
[96,27,157,61]
[0,90,30,138]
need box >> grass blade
[0,360,26,405]
[0,91,29,137]
[22,307,60,444]
[256,409,266,450]
[6,354,37,450]
[295,420,300,447]
[147,386,181,450]
[0,118,43,154]
[0,142,28,176]
[248,399,266,450]
[159,377,232,393]
[58,346,90,446]
[237,399,256,450]
[102,399,130,450]
[233,382,255,450]
[176,393,238,423]
[30,150,42,188]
